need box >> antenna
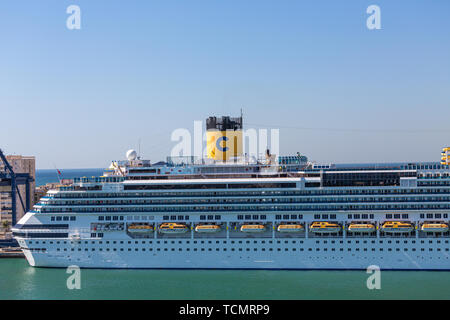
[138,138,141,160]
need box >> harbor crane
[0,148,33,226]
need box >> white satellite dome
[126,149,137,161]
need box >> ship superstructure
[12,117,450,270]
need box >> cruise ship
[12,116,450,270]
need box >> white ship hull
[20,238,450,270]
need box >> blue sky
[1,1,449,168]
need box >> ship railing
[73,176,125,184]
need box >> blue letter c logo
[216,136,229,152]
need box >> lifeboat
[127,224,154,234]
[381,221,414,233]
[309,222,341,233]
[421,223,449,233]
[195,224,221,233]
[240,224,266,233]
[158,223,189,234]
[277,224,304,233]
[347,223,376,233]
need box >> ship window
[314,214,320,219]
[178,215,184,220]
[252,215,258,219]
[200,215,206,220]
[245,215,251,219]
[237,215,243,220]
[70,216,76,221]
[185,215,189,220]
[51,217,55,221]
[386,214,392,219]
[215,215,221,220]
[347,214,352,219]
[105,216,111,221]
[435,214,441,218]
[444,214,448,218]
[401,214,408,219]
[290,214,297,219]
[260,215,266,220]
[330,214,336,220]
[113,216,118,221]
[283,215,289,219]
[56,217,62,221]
[207,215,213,220]
[276,215,281,220]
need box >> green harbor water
[1,259,449,299]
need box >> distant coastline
[35,168,104,186]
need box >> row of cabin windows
[52,247,450,253]
[163,215,191,220]
[38,204,450,213]
[420,213,448,219]
[314,214,337,220]
[348,214,375,219]
[43,196,450,206]
[30,239,449,245]
[200,215,221,220]
[238,215,267,220]
[386,214,409,219]
[275,214,302,220]
[50,216,76,221]
[51,188,450,200]
[98,216,124,221]
[57,213,449,223]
